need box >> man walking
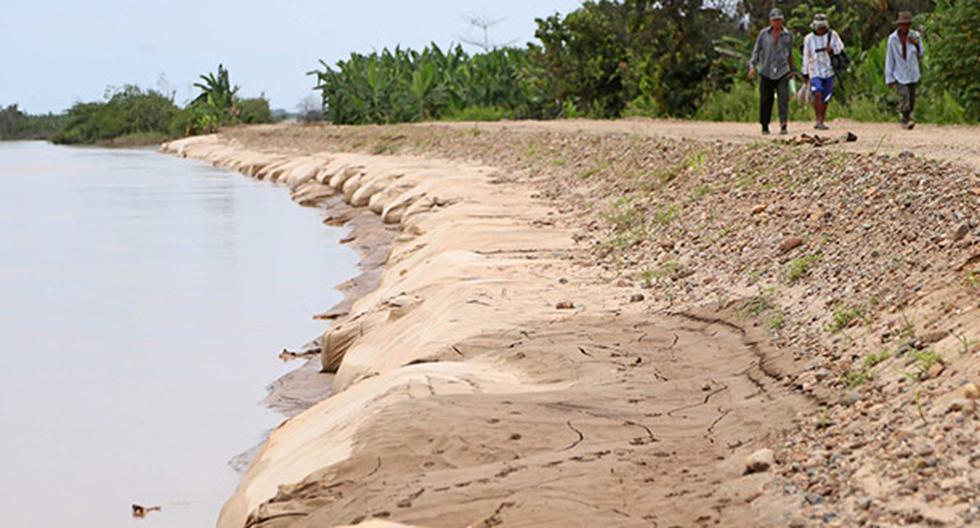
[802,14,845,130]
[885,11,925,129]
[749,8,797,135]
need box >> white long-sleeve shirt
[884,30,925,85]
[802,30,845,79]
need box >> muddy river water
[0,141,355,527]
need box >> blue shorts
[810,77,834,102]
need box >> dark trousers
[896,83,917,121]
[759,74,789,128]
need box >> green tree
[926,0,980,120]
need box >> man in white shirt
[885,11,925,129]
[802,14,845,130]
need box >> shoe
[906,120,916,130]
[762,127,771,135]
[780,127,788,135]
[814,123,829,130]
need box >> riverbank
[164,120,977,527]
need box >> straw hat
[895,11,913,24]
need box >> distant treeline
[0,105,65,140]
[2,65,274,146]
[309,0,979,124]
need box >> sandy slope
[161,120,977,528]
[161,134,810,527]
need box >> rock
[778,236,805,254]
[659,239,675,251]
[555,301,575,310]
[804,492,824,505]
[814,368,831,381]
[945,399,967,414]
[964,383,979,400]
[629,293,645,303]
[898,149,914,159]
[842,390,862,406]
[926,363,944,379]
[950,223,970,242]
[744,448,775,474]
[751,204,767,215]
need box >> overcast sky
[1,0,583,114]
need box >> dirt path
[440,119,980,170]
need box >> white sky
[0,0,583,114]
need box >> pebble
[950,223,970,242]
[629,293,645,303]
[555,301,575,310]
[945,399,967,414]
[779,236,805,254]
[744,448,775,474]
[964,383,979,400]
[804,492,824,505]
[927,363,945,379]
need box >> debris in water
[131,504,162,519]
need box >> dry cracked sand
[162,118,978,528]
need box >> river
[0,141,354,527]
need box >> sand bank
[160,133,814,527]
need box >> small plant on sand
[954,333,975,356]
[684,150,708,172]
[603,198,647,250]
[965,269,980,290]
[640,267,656,289]
[655,203,681,225]
[863,349,891,369]
[553,157,567,167]
[747,268,761,285]
[602,197,641,230]
[908,349,943,380]
[654,260,680,281]
[768,309,786,330]
[785,254,821,283]
[829,305,864,333]
[898,313,917,341]
[842,368,872,389]
[691,183,713,201]
[579,162,607,180]
[744,287,776,317]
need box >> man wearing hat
[802,14,845,130]
[885,11,925,129]
[749,8,797,135]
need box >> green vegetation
[841,349,891,389]
[908,349,943,380]
[308,45,538,124]
[43,65,274,146]
[768,309,786,330]
[829,305,864,333]
[602,197,647,249]
[54,86,179,145]
[786,254,821,283]
[306,1,976,125]
[743,287,776,317]
[0,105,65,140]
